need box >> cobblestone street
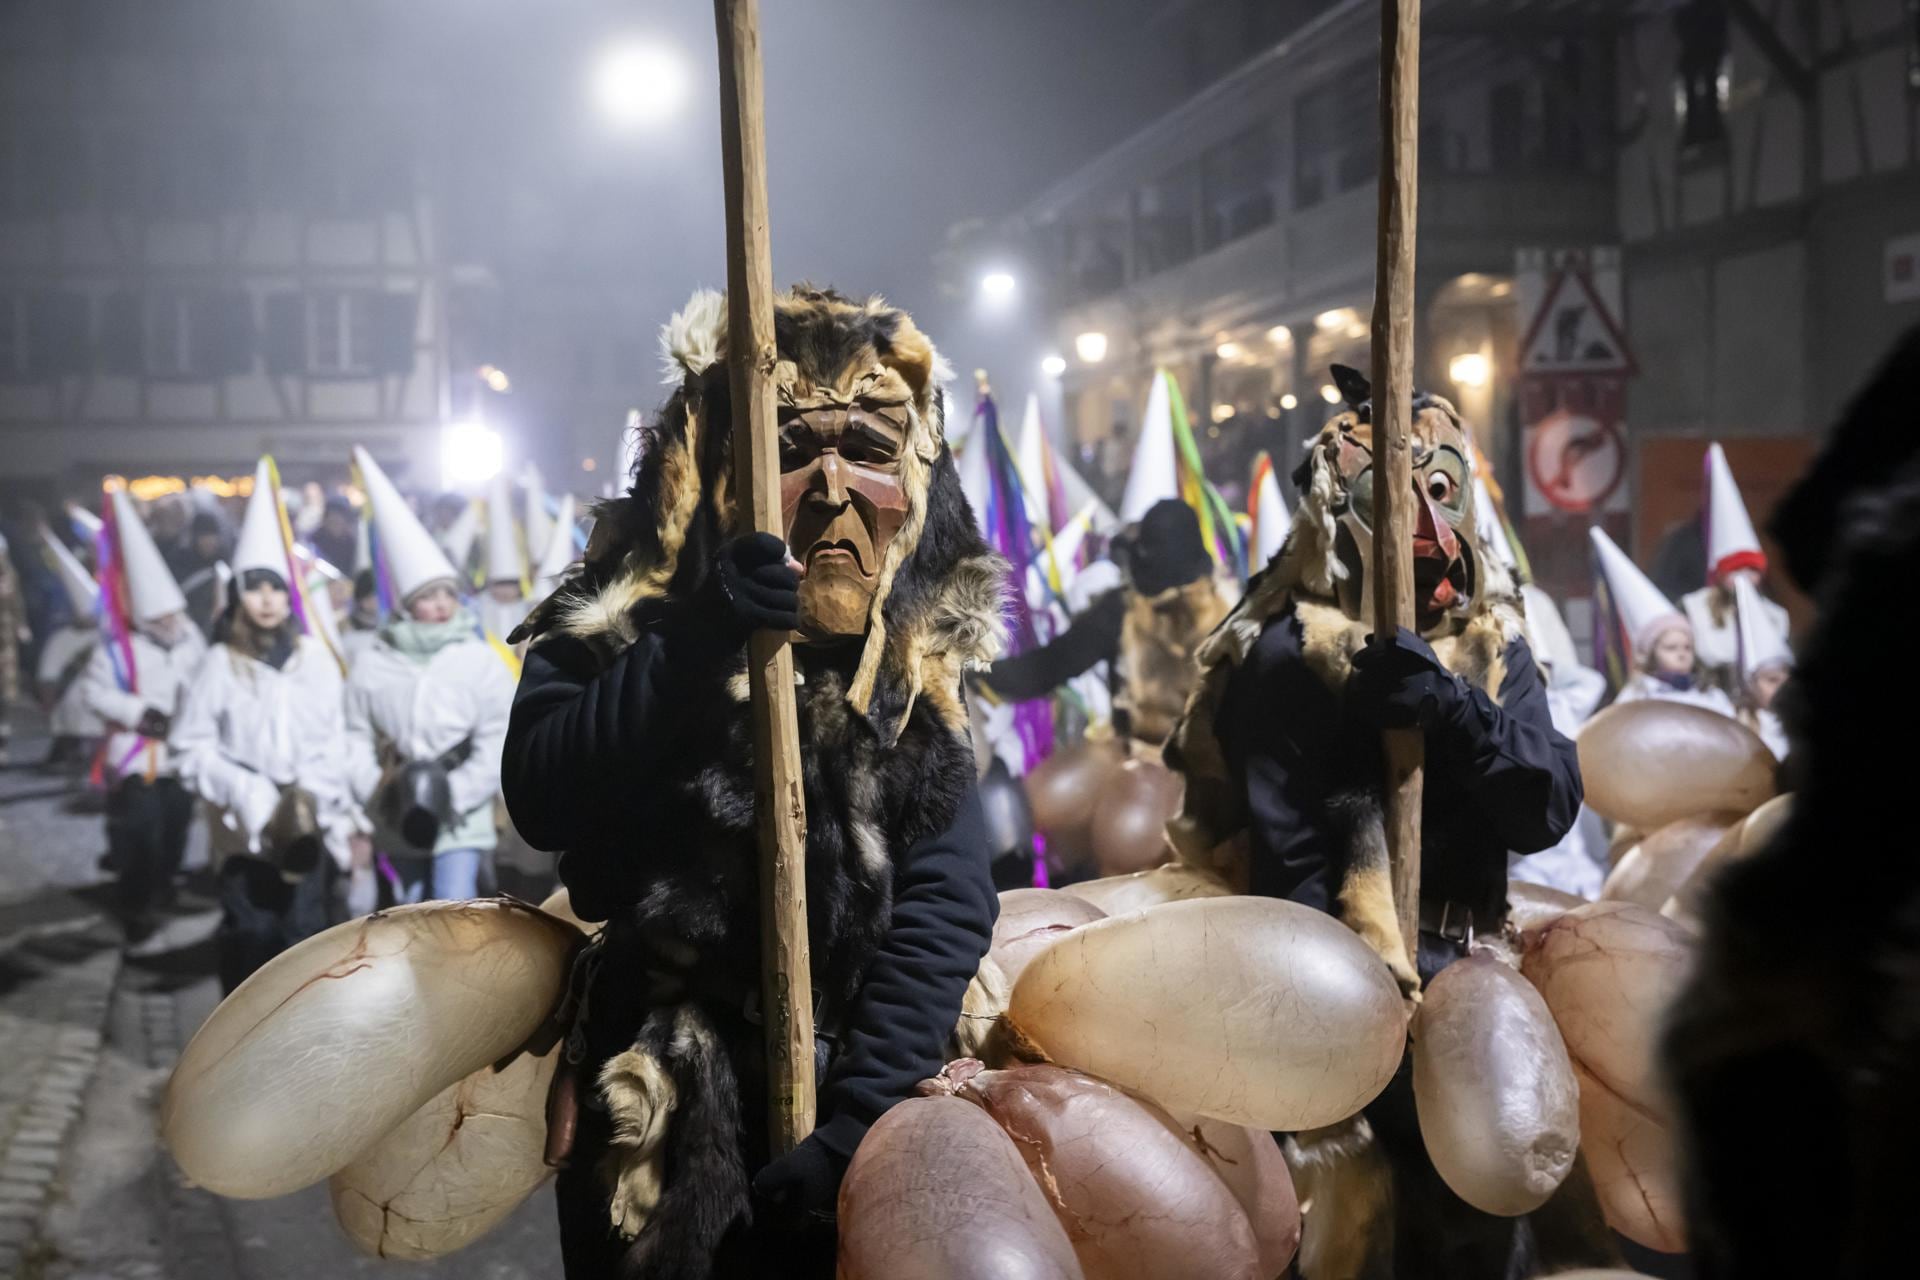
[0,720,559,1279]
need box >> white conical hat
[534,494,578,597]
[485,473,522,585]
[67,502,103,543]
[1250,453,1290,570]
[352,508,371,577]
[108,489,188,622]
[1120,371,1181,523]
[522,464,552,565]
[231,459,290,581]
[1016,393,1115,532]
[1704,443,1765,581]
[1520,583,1581,679]
[1025,501,1098,611]
[956,411,994,538]
[1590,526,1687,661]
[1732,573,1791,682]
[42,527,98,620]
[353,447,459,603]
[438,500,480,572]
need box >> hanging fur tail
[605,1005,750,1280]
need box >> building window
[1135,161,1198,277]
[1201,124,1276,252]
[309,292,376,374]
[0,295,26,379]
[146,293,196,377]
[1294,66,1377,211]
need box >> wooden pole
[1371,0,1424,952]
[714,0,817,1155]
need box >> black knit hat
[1126,498,1211,596]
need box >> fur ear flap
[1332,364,1372,409]
[660,289,727,385]
[879,310,943,409]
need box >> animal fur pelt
[1163,379,1523,994]
[1662,336,1920,1278]
[517,286,1004,1276]
[1115,575,1231,747]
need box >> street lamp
[1449,352,1492,389]
[980,271,1017,301]
[441,420,504,489]
[1040,354,1067,377]
[594,42,688,128]
[1075,331,1108,364]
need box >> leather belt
[1417,898,1482,945]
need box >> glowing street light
[1075,331,1108,364]
[1215,341,1243,361]
[1040,354,1067,377]
[1320,383,1343,405]
[980,271,1017,300]
[441,421,504,489]
[478,364,511,393]
[1280,393,1299,411]
[594,42,688,129]
[1449,352,1492,389]
[1267,325,1293,346]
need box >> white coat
[1510,661,1611,898]
[169,636,354,866]
[37,625,105,738]
[79,627,207,781]
[343,628,514,855]
[475,593,531,645]
[1613,674,1739,718]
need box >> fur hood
[515,285,1006,744]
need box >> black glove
[751,1131,847,1222]
[136,707,172,739]
[1347,627,1467,732]
[710,532,802,640]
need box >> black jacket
[504,624,997,1162]
[1216,605,1581,922]
[980,588,1126,702]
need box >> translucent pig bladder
[1006,897,1406,1131]
[991,888,1107,985]
[163,900,578,1199]
[1088,759,1182,876]
[1177,1115,1300,1277]
[330,1046,557,1258]
[838,1095,1085,1280]
[1024,739,1124,839]
[943,1061,1263,1280]
[1061,864,1233,917]
[1577,701,1775,831]
[1520,901,1693,1252]
[1412,952,1578,1216]
[1601,814,1739,912]
[1506,880,1586,933]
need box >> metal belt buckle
[1437,900,1475,947]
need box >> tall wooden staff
[1371,0,1424,951]
[715,0,817,1154]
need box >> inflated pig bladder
[1413,952,1578,1216]
[330,1046,557,1258]
[1007,897,1405,1131]
[1179,1115,1300,1277]
[1519,901,1693,1252]
[1577,701,1775,831]
[950,1063,1261,1280]
[1505,880,1586,934]
[1061,863,1233,917]
[991,888,1107,985]
[838,1095,1085,1280]
[1025,740,1123,840]
[163,900,577,1199]
[1088,759,1182,876]
[1601,814,1739,911]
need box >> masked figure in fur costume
[503,287,1002,1279]
[979,497,1229,752]
[1164,365,1587,1279]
